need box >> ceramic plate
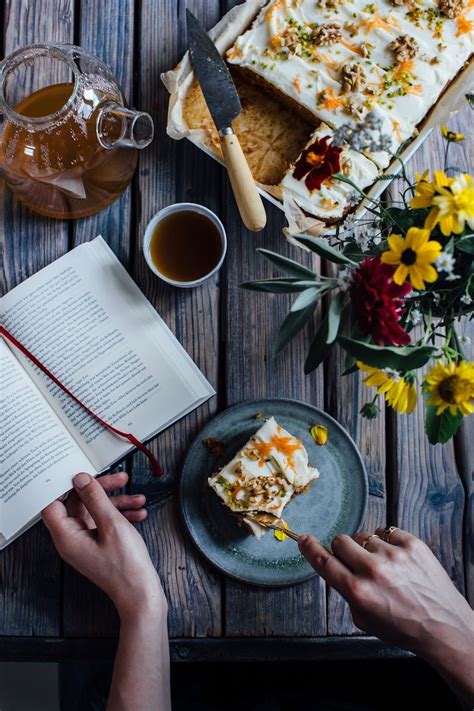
[179,399,368,587]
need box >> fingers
[299,534,352,596]
[374,526,415,548]
[97,471,129,493]
[353,531,386,553]
[122,509,148,523]
[110,494,146,512]
[72,473,120,529]
[41,499,68,538]
[331,534,375,572]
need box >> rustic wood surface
[0,0,472,658]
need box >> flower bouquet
[241,116,474,445]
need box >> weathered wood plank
[70,0,135,264]
[386,108,472,596]
[62,0,135,639]
[221,182,327,635]
[325,337,386,634]
[454,318,473,606]
[130,0,223,637]
[0,0,74,636]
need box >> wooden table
[1,0,472,663]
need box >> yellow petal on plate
[311,424,328,446]
[274,520,289,541]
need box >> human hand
[42,472,166,622]
[299,528,474,704]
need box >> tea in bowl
[143,203,227,288]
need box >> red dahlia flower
[293,136,342,192]
[350,256,412,346]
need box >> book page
[0,338,95,543]
[1,237,214,471]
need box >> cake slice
[208,417,319,538]
[280,123,379,220]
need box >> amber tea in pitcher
[0,44,154,219]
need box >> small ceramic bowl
[143,202,227,288]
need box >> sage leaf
[327,292,346,344]
[304,314,331,374]
[273,302,317,357]
[338,336,435,370]
[291,286,325,312]
[257,248,317,279]
[240,279,309,294]
[293,235,356,266]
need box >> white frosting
[281,123,379,218]
[208,416,319,536]
[228,0,474,166]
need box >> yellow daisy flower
[410,170,452,210]
[440,126,464,143]
[427,173,474,236]
[380,227,442,290]
[424,360,474,417]
[358,362,418,415]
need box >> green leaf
[424,401,463,445]
[293,235,356,266]
[257,248,317,279]
[240,279,312,294]
[337,336,435,370]
[291,286,326,312]
[383,207,428,234]
[304,314,332,374]
[273,302,317,357]
[327,292,346,344]
[456,235,474,256]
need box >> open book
[0,236,214,549]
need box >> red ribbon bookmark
[1,325,164,478]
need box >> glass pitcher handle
[96,102,154,149]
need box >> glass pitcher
[0,44,154,219]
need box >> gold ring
[361,534,381,550]
[382,526,400,544]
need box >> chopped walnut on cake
[438,0,466,17]
[341,63,367,93]
[389,34,420,62]
[312,23,343,46]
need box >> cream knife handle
[220,128,267,232]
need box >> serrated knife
[186,9,267,232]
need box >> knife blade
[186,9,241,134]
[186,10,267,232]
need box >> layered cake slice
[227,0,473,165]
[208,417,319,537]
[280,123,379,220]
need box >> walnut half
[341,63,367,93]
[389,34,419,63]
[438,0,466,17]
